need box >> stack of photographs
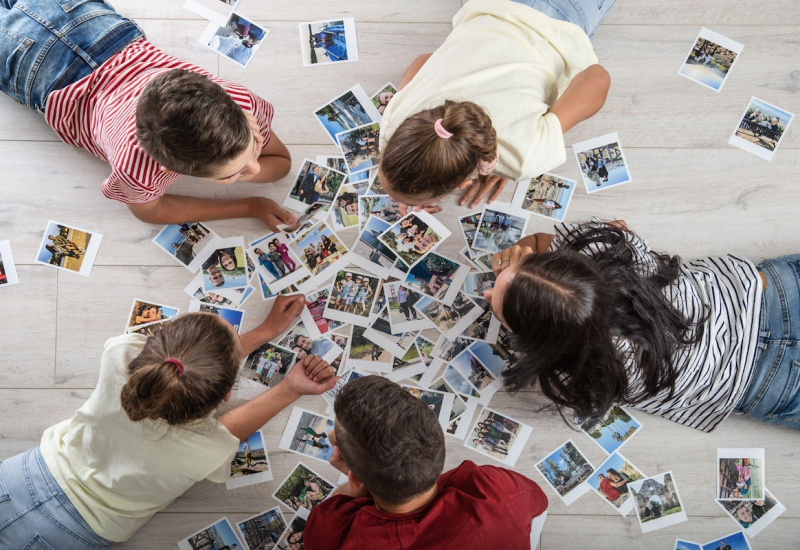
[414,291,484,341]
[470,203,529,255]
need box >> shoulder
[99,334,147,384]
[305,494,367,545]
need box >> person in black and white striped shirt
[483,220,799,432]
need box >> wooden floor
[1,0,799,547]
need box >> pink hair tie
[478,150,500,176]
[434,119,453,139]
[165,358,184,376]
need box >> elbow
[593,65,611,102]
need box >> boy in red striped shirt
[1,0,296,228]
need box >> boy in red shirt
[304,376,548,550]
[1,0,295,229]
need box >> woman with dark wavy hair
[484,220,799,432]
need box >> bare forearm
[549,64,611,133]
[239,323,283,358]
[218,381,300,441]
[128,195,267,224]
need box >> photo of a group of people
[300,17,358,67]
[248,233,307,291]
[0,241,18,287]
[717,449,765,500]
[465,408,532,467]
[279,407,335,463]
[199,12,266,68]
[236,506,286,550]
[403,252,469,305]
[241,343,297,389]
[586,451,644,515]
[272,462,334,516]
[536,439,595,505]
[370,81,396,115]
[379,212,449,267]
[285,159,347,212]
[729,97,794,161]
[226,430,273,490]
[125,298,179,333]
[275,321,342,365]
[313,85,381,144]
[323,270,382,327]
[511,173,576,222]
[629,471,688,533]
[572,132,633,193]
[36,220,102,277]
[472,206,527,255]
[336,122,381,175]
[288,222,349,281]
[153,222,216,272]
[717,488,785,537]
[276,515,306,550]
[678,28,743,92]
[177,517,245,550]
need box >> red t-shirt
[45,39,274,204]
[599,477,620,501]
[305,461,547,550]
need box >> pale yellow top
[379,0,599,181]
[40,334,240,542]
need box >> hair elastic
[477,150,500,176]
[434,119,453,139]
[165,358,184,376]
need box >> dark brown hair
[136,69,251,177]
[334,376,445,504]
[120,313,241,425]
[381,100,497,199]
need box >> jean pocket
[768,360,800,422]
[54,0,102,12]
[0,25,33,102]
[22,536,56,550]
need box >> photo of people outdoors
[230,431,270,481]
[469,341,511,378]
[573,133,632,192]
[276,515,306,550]
[458,213,480,245]
[281,408,335,462]
[466,408,522,462]
[629,472,687,532]
[700,531,752,550]
[461,308,496,342]
[450,349,496,392]
[300,18,358,67]
[352,216,398,273]
[370,82,396,114]
[580,405,642,455]
[732,97,794,154]
[678,29,742,91]
[586,452,644,510]
[403,253,464,301]
[289,223,348,278]
[202,13,267,68]
[358,195,402,228]
[202,242,248,291]
[719,490,783,532]
[273,463,334,514]
[280,202,324,236]
[241,343,297,388]
[125,299,178,332]
[313,85,379,143]
[178,517,244,550]
[403,386,447,418]
[512,173,576,222]
[348,326,393,368]
[330,182,367,230]
[250,236,302,281]
[379,213,445,266]
[472,208,527,254]
[302,289,343,336]
[392,344,422,371]
[442,365,480,399]
[385,283,423,324]
[237,507,285,550]
[37,222,93,273]
[276,322,339,363]
[286,160,346,208]
[463,271,496,299]
[718,456,764,499]
[536,440,596,501]
[326,270,380,317]
[153,222,214,269]
[415,292,478,334]
[336,122,381,175]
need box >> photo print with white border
[471,202,529,255]
[572,132,633,194]
[300,18,359,68]
[283,158,348,214]
[347,325,394,373]
[579,405,643,455]
[183,0,239,26]
[586,451,646,516]
[313,84,380,145]
[322,368,368,406]
[177,517,245,550]
[199,12,268,68]
[461,308,501,344]
[628,471,688,533]
[674,540,702,550]
[384,281,431,333]
[288,222,351,286]
[196,236,249,292]
[435,369,479,401]
[468,340,512,379]
[152,221,217,272]
[371,81,397,115]
[349,215,398,280]
[402,251,470,306]
[447,396,479,441]
[535,439,595,505]
[449,348,501,397]
[386,344,427,383]
[401,384,456,431]
[271,461,335,518]
[465,407,533,467]
[717,448,765,501]
[378,210,451,268]
[415,291,484,341]
[279,407,336,464]
[236,506,286,550]
[729,96,794,161]
[188,299,245,334]
[322,269,383,328]
[336,121,381,176]
[274,319,343,366]
[511,173,577,222]
[678,28,744,92]
[300,288,343,340]
[358,194,403,230]
[0,240,19,287]
[226,430,273,490]
[247,232,312,293]
[36,220,102,277]
[329,179,369,232]
[240,341,297,388]
[184,272,242,308]
[363,306,417,359]
[276,514,307,550]
[717,488,785,538]
[124,298,179,334]
[700,532,752,550]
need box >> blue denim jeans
[510,0,617,37]
[0,447,113,549]
[736,254,800,430]
[0,0,142,113]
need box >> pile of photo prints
[3,13,788,548]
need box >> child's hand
[263,294,305,336]
[256,198,297,231]
[284,355,339,396]
[459,175,509,208]
[397,202,443,216]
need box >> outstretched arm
[399,53,433,90]
[548,64,611,133]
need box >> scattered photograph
[469,340,512,378]
[586,452,645,515]
[386,344,427,382]
[248,233,311,293]
[272,462,335,517]
[152,222,216,272]
[336,122,381,175]
[511,173,576,222]
[383,281,428,333]
[236,506,286,550]
[718,488,785,537]
[36,220,102,277]
[322,368,366,405]
[363,306,417,358]
[415,291,484,340]
[284,159,347,213]
[177,517,244,550]
[442,365,480,400]
[226,430,273,490]
[0,240,19,286]
[674,540,702,550]
[182,0,239,27]
[402,385,456,430]
[403,252,469,306]
[450,349,498,394]
[276,321,343,366]
[330,181,368,231]
[199,12,267,68]
[124,299,179,334]
[258,274,301,302]
[371,82,396,115]
[378,211,451,267]
[457,212,481,248]
[472,250,494,271]
[350,215,398,279]
[700,532,752,550]
[358,195,402,229]
[572,132,633,193]
[323,270,382,327]
[288,222,350,284]
[678,28,743,92]
[197,236,249,291]
[580,405,642,455]
[463,271,496,300]
[313,85,381,144]
[328,330,351,374]
[432,335,472,363]
[447,397,479,440]
[461,308,500,344]
[127,319,171,337]
[471,203,528,254]
[411,335,441,387]
[241,342,297,388]
[300,288,343,339]
[729,97,794,161]
[316,155,348,174]
[187,300,245,334]
[629,471,688,533]
[346,325,393,372]
[300,18,358,68]
[465,407,533,467]
[184,272,239,307]
[367,169,387,195]
[276,514,306,550]
[279,407,336,463]
[277,201,326,239]
[535,439,595,505]
[718,448,765,500]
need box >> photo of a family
[471,206,527,254]
[0,241,18,287]
[330,181,367,231]
[236,507,286,550]
[152,222,215,271]
[226,430,273,490]
[241,343,297,389]
[201,238,248,291]
[678,28,743,92]
[358,195,402,229]
[718,489,785,536]
[465,408,532,467]
[125,299,179,333]
[300,18,358,67]
[718,449,764,500]
[272,462,334,515]
[249,233,307,288]
[586,452,644,515]
[370,82,396,114]
[403,252,469,305]
[288,223,348,280]
[629,471,688,533]
[536,440,595,505]
[200,12,266,68]
[336,122,381,175]
[580,405,642,455]
[313,85,380,144]
[177,517,244,550]
[573,132,633,193]
[511,173,576,222]
[351,216,398,278]
[276,515,306,550]
[279,407,336,463]
[36,221,102,277]
[379,212,449,267]
[285,159,347,211]
[729,97,794,161]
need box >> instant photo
[329,180,368,232]
[247,233,311,293]
[628,471,688,533]
[197,236,249,292]
[322,368,366,406]
[717,448,765,500]
[511,173,577,222]
[402,252,469,306]
[678,28,743,92]
[378,211,451,268]
[580,405,643,455]
[152,222,216,272]
[370,81,396,115]
[469,341,512,378]
[700,532,752,550]
[36,220,102,277]
[300,18,358,68]
[465,407,532,467]
[586,452,645,516]
[279,407,336,463]
[236,507,286,550]
[187,300,245,334]
[363,306,417,358]
[358,194,402,230]
[717,488,785,538]
[463,271,496,300]
[0,241,19,287]
[226,430,273,490]
[347,325,394,373]
[450,348,500,397]
[300,288,342,339]
[386,344,427,383]
[184,272,240,307]
[183,0,239,26]
[461,309,500,344]
[401,385,455,431]
[284,158,348,214]
[350,215,398,279]
[336,122,381,175]
[275,320,343,366]
[471,203,528,255]
[288,222,350,285]
[447,397,479,440]
[535,439,595,505]
[177,517,245,550]
[729,97,794,161]
[384,281,430,333]
[199,12,267,68]
[124,299,179,333]
[415,292,483,340]
[322,270,382,328]
[313,84,381,144]
[241,342,297,388]
[276,514,306,550]
[572,132,633,194]
[674,541,702,550]
[272,462,335,518]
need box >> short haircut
[334,376,446,504]
[136,69,251,177]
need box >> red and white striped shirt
[45,39,274,204]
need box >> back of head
[136,69,250,177]
[120,313,241,425]
[381,100,497,200]
[334,376,445,504]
